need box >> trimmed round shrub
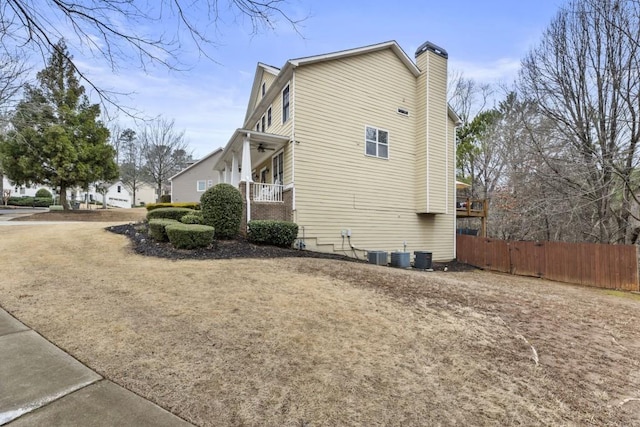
[165,223,215,249]
[148,218,180,242]
[35,188,53,198]
[200,183,243,239]
[248,220,299,248]
[145,202,200,211]
[180,211,204,225]
[146,207,194,222]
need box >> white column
[215,170,221,184]
[224,162,230,184]
[231,152,239,187]
[240,135,253,183]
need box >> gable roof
[243,40,462,128]
[243,63,282,123]
[288,40,420,76]
[169,148,223,181]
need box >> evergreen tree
[0,40,118,209]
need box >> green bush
[148,218,180,242]
[7,196,53,207]
[248,220,299,248]
[200,183,243,239]
[180,211,204,225]
[146,207,194,222]
[49,205,64,211]
[160,194,172,203]
[35,188,53,198]
[145,202,200,211]
[165,223,215,249]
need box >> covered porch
[213,129,293,231]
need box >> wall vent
[397,108,409,117]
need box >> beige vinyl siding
[415,50,448,214]
[292,49,455,260]
[171,153,221,203]
[246,80,293,186]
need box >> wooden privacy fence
[456,235,640,291]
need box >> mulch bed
[106,222,474,271]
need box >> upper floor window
[261,82,266,97]
[197,180,206,192]
[117,185,122,193]
[261,115,266,132]
[365,126,389,159]
[256,121,261,132]
[282,85,290,123]
[267,107,272,128]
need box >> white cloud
[449,57,521,84]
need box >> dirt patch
[1,223,639,426]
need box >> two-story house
[213,40,460,261]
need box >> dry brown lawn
[11,207,147,222]
[1,222,640,426]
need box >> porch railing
[252,183,283,202]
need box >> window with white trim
[197,180,206,192]
[261,82,266,97]
[282,85,290,123]
[365,126,389,159]
[261,115,266,132]
[207,180,213,188]
[267,107,272,128]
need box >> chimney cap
[415,41,448,59]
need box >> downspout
[426,51,430,212]
[291,69,296,213]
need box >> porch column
[240,135,253,183]
[224,162,230,184]
[231,152,239,187]
[215,170,221,185]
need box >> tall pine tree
[0,40,118,209]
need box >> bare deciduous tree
[519,0,640,244]
[139,117,191,201]
[1,1,304,108]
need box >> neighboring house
[84,181,157,208]
[1,176,55,198]
[213,40,460,261]
[169,148,223,203]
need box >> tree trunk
[59,184,69,210]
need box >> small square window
[364,126,389,159]
[197,180,206,192]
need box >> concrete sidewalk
[0,308,193,426]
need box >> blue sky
[49,0,565,158]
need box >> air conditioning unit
[368,251,388,266]
[390,252,410,268]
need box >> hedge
[146,207,195,222]
[247,220,299,248]
[145,202,200,211]
[180,211,204,225]
[35,188,53,198]
[148,218,180,242]
[7,197,54,207]
[165,223,215,249]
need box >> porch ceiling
[213,128,290,171]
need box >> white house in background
[83,181,157,208]
[1,176,55,198]
[170,148,223,203]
